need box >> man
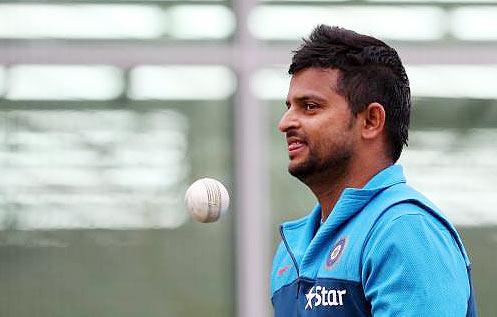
[270,25,477,316]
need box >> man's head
[279,25,410,182]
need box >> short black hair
[289,25,410,162]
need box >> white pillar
[233,0,271,316]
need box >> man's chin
[288,161,314,180]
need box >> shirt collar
[279,164,407,274]
[282,164,406,229]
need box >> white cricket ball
[184,178,230,223]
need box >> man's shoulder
[366,182,455,232]
[365,200,468,264]
[379,201,439,224]
[363,184,470,257]
[371,200,454,241]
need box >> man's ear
[359,102,386,140]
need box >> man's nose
[278,108,299,133]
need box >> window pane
[451,7,497,40]
[7,65,123,100]
[168,5,235,39]
[369,0,496,2]
[0,66,5,96]
[0,4,165,39]
[407,65,497,99]
[0,100,234,316]
[0,4,234,40]
[129,65,236,100]
[0,109,189,229]
[252,67,288,100]
[249,5,446,41]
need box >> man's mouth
[288,141,305,151]
[286,137,307,157]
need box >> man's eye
[305,103,318,111]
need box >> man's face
[278,67,359,181]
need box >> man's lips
[288,141,305,151]
[286,136,307,157]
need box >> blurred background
[0,0,496,316]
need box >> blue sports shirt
[271,165,477,316]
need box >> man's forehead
[288,68,341,97]
[291,67,339,84]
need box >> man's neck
[307,159,392,222]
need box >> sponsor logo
[325,237,347,269]
[305,286,347,310]
[277,265,291,276]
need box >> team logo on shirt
[325,237,347,270]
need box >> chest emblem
[325,237,347,270]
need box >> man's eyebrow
[288,95,327,104]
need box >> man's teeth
[289,141,304,150]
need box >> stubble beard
[288,113,356,185]
[288,140,353,186]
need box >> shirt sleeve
[361,209,470,316]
